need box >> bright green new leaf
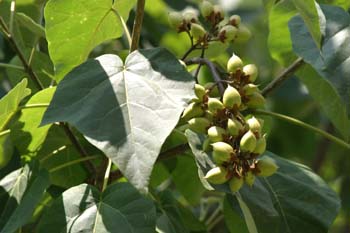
[41,48,195,192]
[37,183,156,233]
[44,0,136,81]
[0,79,31,130]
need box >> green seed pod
[246,116,261,134]
[212,142,233,164]
[245,171,255,187]
[246,92,266,109]
[242,84,259,95]
[240,130,257,152]
[181,102,204,120]
[188,117,211,134]
[227,118,243,137]
[195,84,206,101]
[223,85,241,108]
[229,15,241,26]
[256,157,278,177]
[203,137,211,152]
[191,23,206,40]
[227,53,243,73]
[200,1,214,18]
[168,12,184,30]
[219,25,238,42]
[253,135,267,155]
[204,110,214,122]
[229,176,244,192]
[208,98,225,113]
[205,166,229,184]
[183,11,198,23]
[208,126,226,142]
[213,5,224,20]
[235,25,251,43]
[243,64,258,82]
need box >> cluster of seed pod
[168,1,251,45]
[182,54,278,193]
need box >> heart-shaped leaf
[37,182,156,233]
[41,48,195,192]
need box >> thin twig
[130,0,145,52]
[312,122,333,173]
[262,57,305,97]
[185,57,225,95]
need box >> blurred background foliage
[0,0,349,232]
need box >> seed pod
[205,166,229,184]
[240,130,257,152]
[191,23,206,40]
[181,102,204,120]
[235,25,251,43]
[200,1,214,18]
[219,25,238,42]
[183,10,198,23]
[208,98,225,113]
[246,116,261,134]
[195,84,206,101]
[213,5,224,20]
[202,138,211,152]
[188,117,211,134]
[227,118,243,137]
[208,126,226,142]
[245,171,255,187]
[242,84,259,95]
[229,15,241,27]
[212,142,233,164]
[227,53,243,73]
[168,12,184,30]
[243,64,258,82]
[246,92,266,109]
[229,176,244,192]
[256,157,278,177]
[253,135,267,155]
[223,85,241,108]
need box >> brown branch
[262,57,305,97]
[130,0,145,52]
[185,57,225,95]
[0,16,95,175]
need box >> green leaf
[318,0,350,10]
[296,64,350,140]
[0,163,50,233]
[41,48,195,192]
[15,12,45,39]
[37,182,156,233]
[0,79,31,130]
[236,193,258,233]
[291,0,324,48]
[223,195,249,233]
[44,0,136,81]
[11,87,55,156]
[268,0,297,66]
[289,5,350,113]
[0,134,13,169]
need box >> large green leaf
[37,182,156,233]
[44,0,136,81]
[41,48,195,192]
[289,5,350,113]
[291,0,324,48]
[0,163,50,233]
[296,64,350,140]
[0,79,31,130]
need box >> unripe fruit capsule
[253,135,267,155]
[227,53,243,73]
[242,84,259,95]
[202,138,211,152]
[246,92,266,109]
[208,126,226,142]
[219,25,238,42]
[240,130,257,152]
[212,142,233,164]
[245,171,255,187]
[229,15,241,26]
[223,85,241,109]
[227,118,243,137]
[229,176,244,192]
[208,98,225,113]
[168,12,184,30]
[191,23,206,40]
[246,116,261,134]
[183,11,198,23]
[256,157,278,177]
[243,64,258,82]
[200,1,214,18]
[205,166,229,184]
[213,5,224,20]
[188,117,211,134]
[235,25,252,43]
[181,102,204,120]
[194,84,206,101]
